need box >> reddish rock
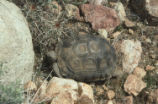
[80,4,120,32]
[124,74,146,96]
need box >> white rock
[121,40,142,73]
[114,2,126,22]
[106,100,113,104]
[46,77,78,102]
[0,0,34,84]
[89,0,104,5]
[45,77,94,104]
[98,29,108,39]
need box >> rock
[0,0,34,84]
[124,74,147,96]
[24,81,37,92]
[33,80,48,103]
[65,4,83,21]
[47,1,62,15]
[103,85,109,91]
[89,0,103,5]
[146,65,155,71]
[88,0,108,5]
[106,100,113,104]
[128,29,134,35]
[124,19,135,28]
[155,60,158,66]
[98,29,108,39]
[107,90,115,100]
[147,89,158,104]
[145,38,152,43]
[80,4,120,32]
[133,67,146,79]
[45,77,94,104]
[121,40,142,73]
[46,77,78,101]
[114,2,126,22]
[111,31,121,39]
[77,83,94,104]
[131,0,158,25]
[51,91,75,104]
[150,54,156,59]
[123,96,133,104]
[96,86,105,96]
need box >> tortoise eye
[75,43,88,55]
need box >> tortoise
[47,33,116,82]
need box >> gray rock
[131,0,158,25]
[114,2,126,22]
[0,0,34,84]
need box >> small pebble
[145,38,152,43]
[107,90,115,100]
[98,29,108,39]
[96,86,104,96]
[103,85,109,91]
[124,19,135,27]
[128,29,134,35]
[146,65,155,71]
[150,54,156,59]
[106,100,113,104]
[155,60,158,66]
[111,31,121,39]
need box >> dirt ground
[9,0,158,104]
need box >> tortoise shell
[56,34,116,81]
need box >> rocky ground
[8,0,158,104]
